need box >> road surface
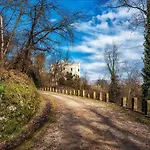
[22,91,150,150]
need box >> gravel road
[26,91,150,150]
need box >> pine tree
[142,0,150,114]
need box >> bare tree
[97,0,146,29]
[0,0,82,73]
[98,0,149,113]
[48,50,72,87]
[29,52,46,87]
[0,1,24,69]
[104,43,121,103]
[122,62,142,108]
[96,78,109,92]
[79,71,89,90]
[0,15,4,68]
[108,0,146,14]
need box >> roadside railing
[41,87,150,116]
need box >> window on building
[78,69,80,72]
[71,68,73,71]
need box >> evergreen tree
[142,0,150,114]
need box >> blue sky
[56,0,144,81]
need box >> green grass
[0,72,40,141]
[15,97,56,150]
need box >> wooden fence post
[106,93,109,102]
[69,90,72,95]
[99,92,102,101]
[78,90,80,96]
[83,90,85,97]
[73,90,76,95]
[123,97,127,107]
[66,90,68,95]
[133,97,138,111]
[147,100,150,116]
[93,92,96,99]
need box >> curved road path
[23,91,150,150]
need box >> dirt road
[24,92,150,150]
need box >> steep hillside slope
[0,70,40,141]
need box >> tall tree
[30,52,46,87]
[48,50,72,87]
[123,62,142,108]
[34,53,45,72]
[99,0,149,114]
[103,0,146,28]
[0,0,82,73]
[0,1,24,69]
[0,15,4,68]
[104,43,120,103]
[142,0,150,114]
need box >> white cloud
[73,58,107,81]
[72,45,97,53]
[98,8,139,21]
[87,53,104,61]
[76,18,110,34]
[97,21,109,29]
[50,19,57,22]
[82,62,106,71]
[62,7,144,82]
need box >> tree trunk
[0,14,4,69]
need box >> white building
[64,62,80,77]
[50,61,80,86]
[51,61,80,77]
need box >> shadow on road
[56,107,148,150]
[30,93,150,150]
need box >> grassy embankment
[0,70,40,141]
[15,97,55,150]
